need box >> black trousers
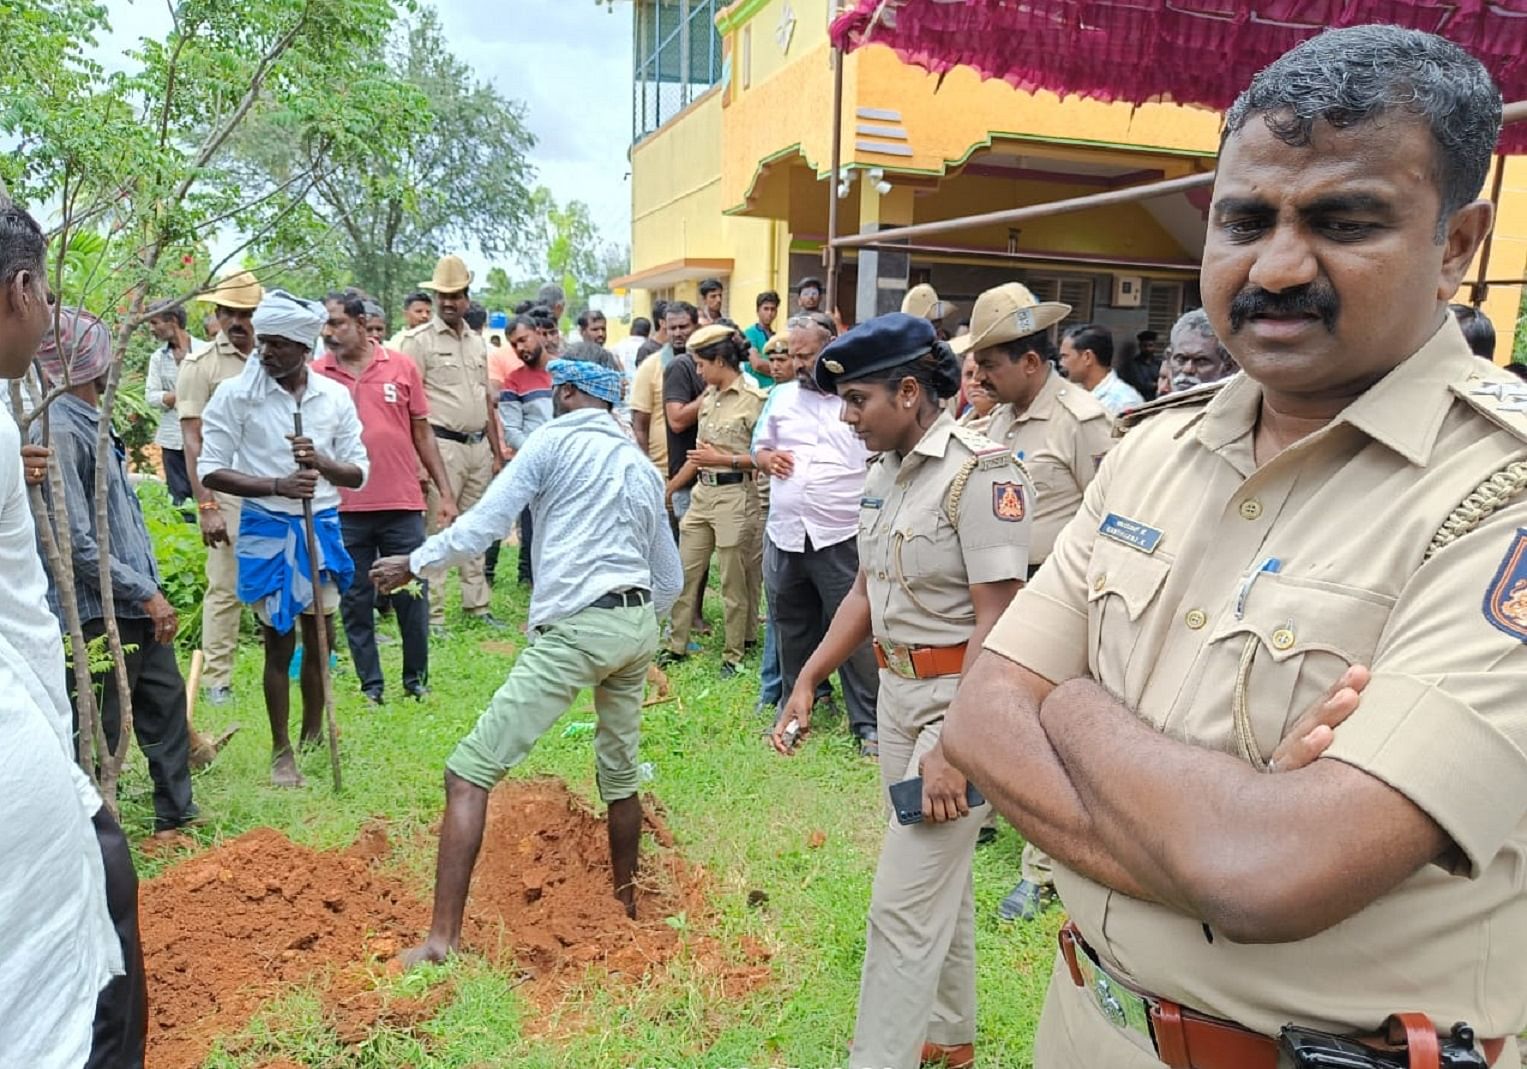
[517,507,535,583]
[73,618,196,832]
[765,534,879,739]
[160,446,192,506]
[340,509,428,696]
[87,807,146,1069]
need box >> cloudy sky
[97,0,635,277]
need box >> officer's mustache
[1228,283,1339,334]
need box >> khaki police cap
[687,323,735,353]
[762,333,789,355]
[949,282,1070,356]
[420,254,474,292]
[901,283,953,322]
[204,270,263,311]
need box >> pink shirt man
[311,343,429,512]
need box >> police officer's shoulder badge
[1114,378,1229,436]
[1484,528,1527,642]
[1453,375,1527,445]
[992,482,1025,522]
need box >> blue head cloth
[548,358,623,404]
[814,312,936,392]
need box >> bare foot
[617,891,636,921]
[271,749,306,788]
[398,939,452,969]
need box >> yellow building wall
[718,28,1224,216]
[1471,155,1527,364]
[628,87,785,320]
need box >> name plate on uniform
[1098,513,1163,554]
[861,497,884,509]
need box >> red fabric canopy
[830,0,1527,153]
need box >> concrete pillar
[854,181,914,322]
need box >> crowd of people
[6,20,1527,1069]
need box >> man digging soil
[372,359,682,964]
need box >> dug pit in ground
[140,777,727,1068]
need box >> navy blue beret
[814,312,936,392]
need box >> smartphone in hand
[889,776,986,826]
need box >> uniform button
[1271,627,1295,650]
[1184,609,1207,630]
[1093,575,1107,592]
[877,570,887,581]
[1239,498,1263,520]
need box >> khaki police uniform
[176,331,250,690]
[985,318,1527,1067]
[850,412,1034,1069]
[984,366,1114,895]
[984,367,1115,562]
[398,317,495,624]
[667,374,767,665]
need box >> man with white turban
[199,290,370,787]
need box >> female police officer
[662,322,767,676]
[771,312,1033,1069]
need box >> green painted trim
[715,0,770,35]
[718,121,1216,217]
[789,239,822,252]
[723,141,822,216]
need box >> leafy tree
[3,0,423,806]
[231,7,539,318]
[514,186,629,323]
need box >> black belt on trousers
[431,424,486,444]
[698,470,747,486]
[590,588,651,611]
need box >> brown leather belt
[1058,922,1505,1069]
[873,640,967,679]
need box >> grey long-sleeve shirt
[411,407,681,630]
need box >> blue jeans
[759,614,782,705]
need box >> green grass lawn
[119,570,1057,1068]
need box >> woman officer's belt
[697,470,747,486]
[1058,921,1504,1069]
[874,640,966,679]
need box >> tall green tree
[2,0,423,806]
[232,7,538,318]
[516,186,629,322]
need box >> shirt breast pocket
[1085,542,1172,704]
[1205,574,1393,768]
[430,351,466,388]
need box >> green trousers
[447,601,658,802]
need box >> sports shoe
[998,879,1053,922]
[857,728,879,759]
[205,685,233,707]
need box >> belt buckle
[1074,947,1153,1041]
[879,641,917,679]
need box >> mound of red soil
[459,777,700,986]
[139,779,734,1066]
[140,825,428,1068]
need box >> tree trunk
[9,379,105,780]
[91,354,135,811]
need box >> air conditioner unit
[1112,274,1143,308]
